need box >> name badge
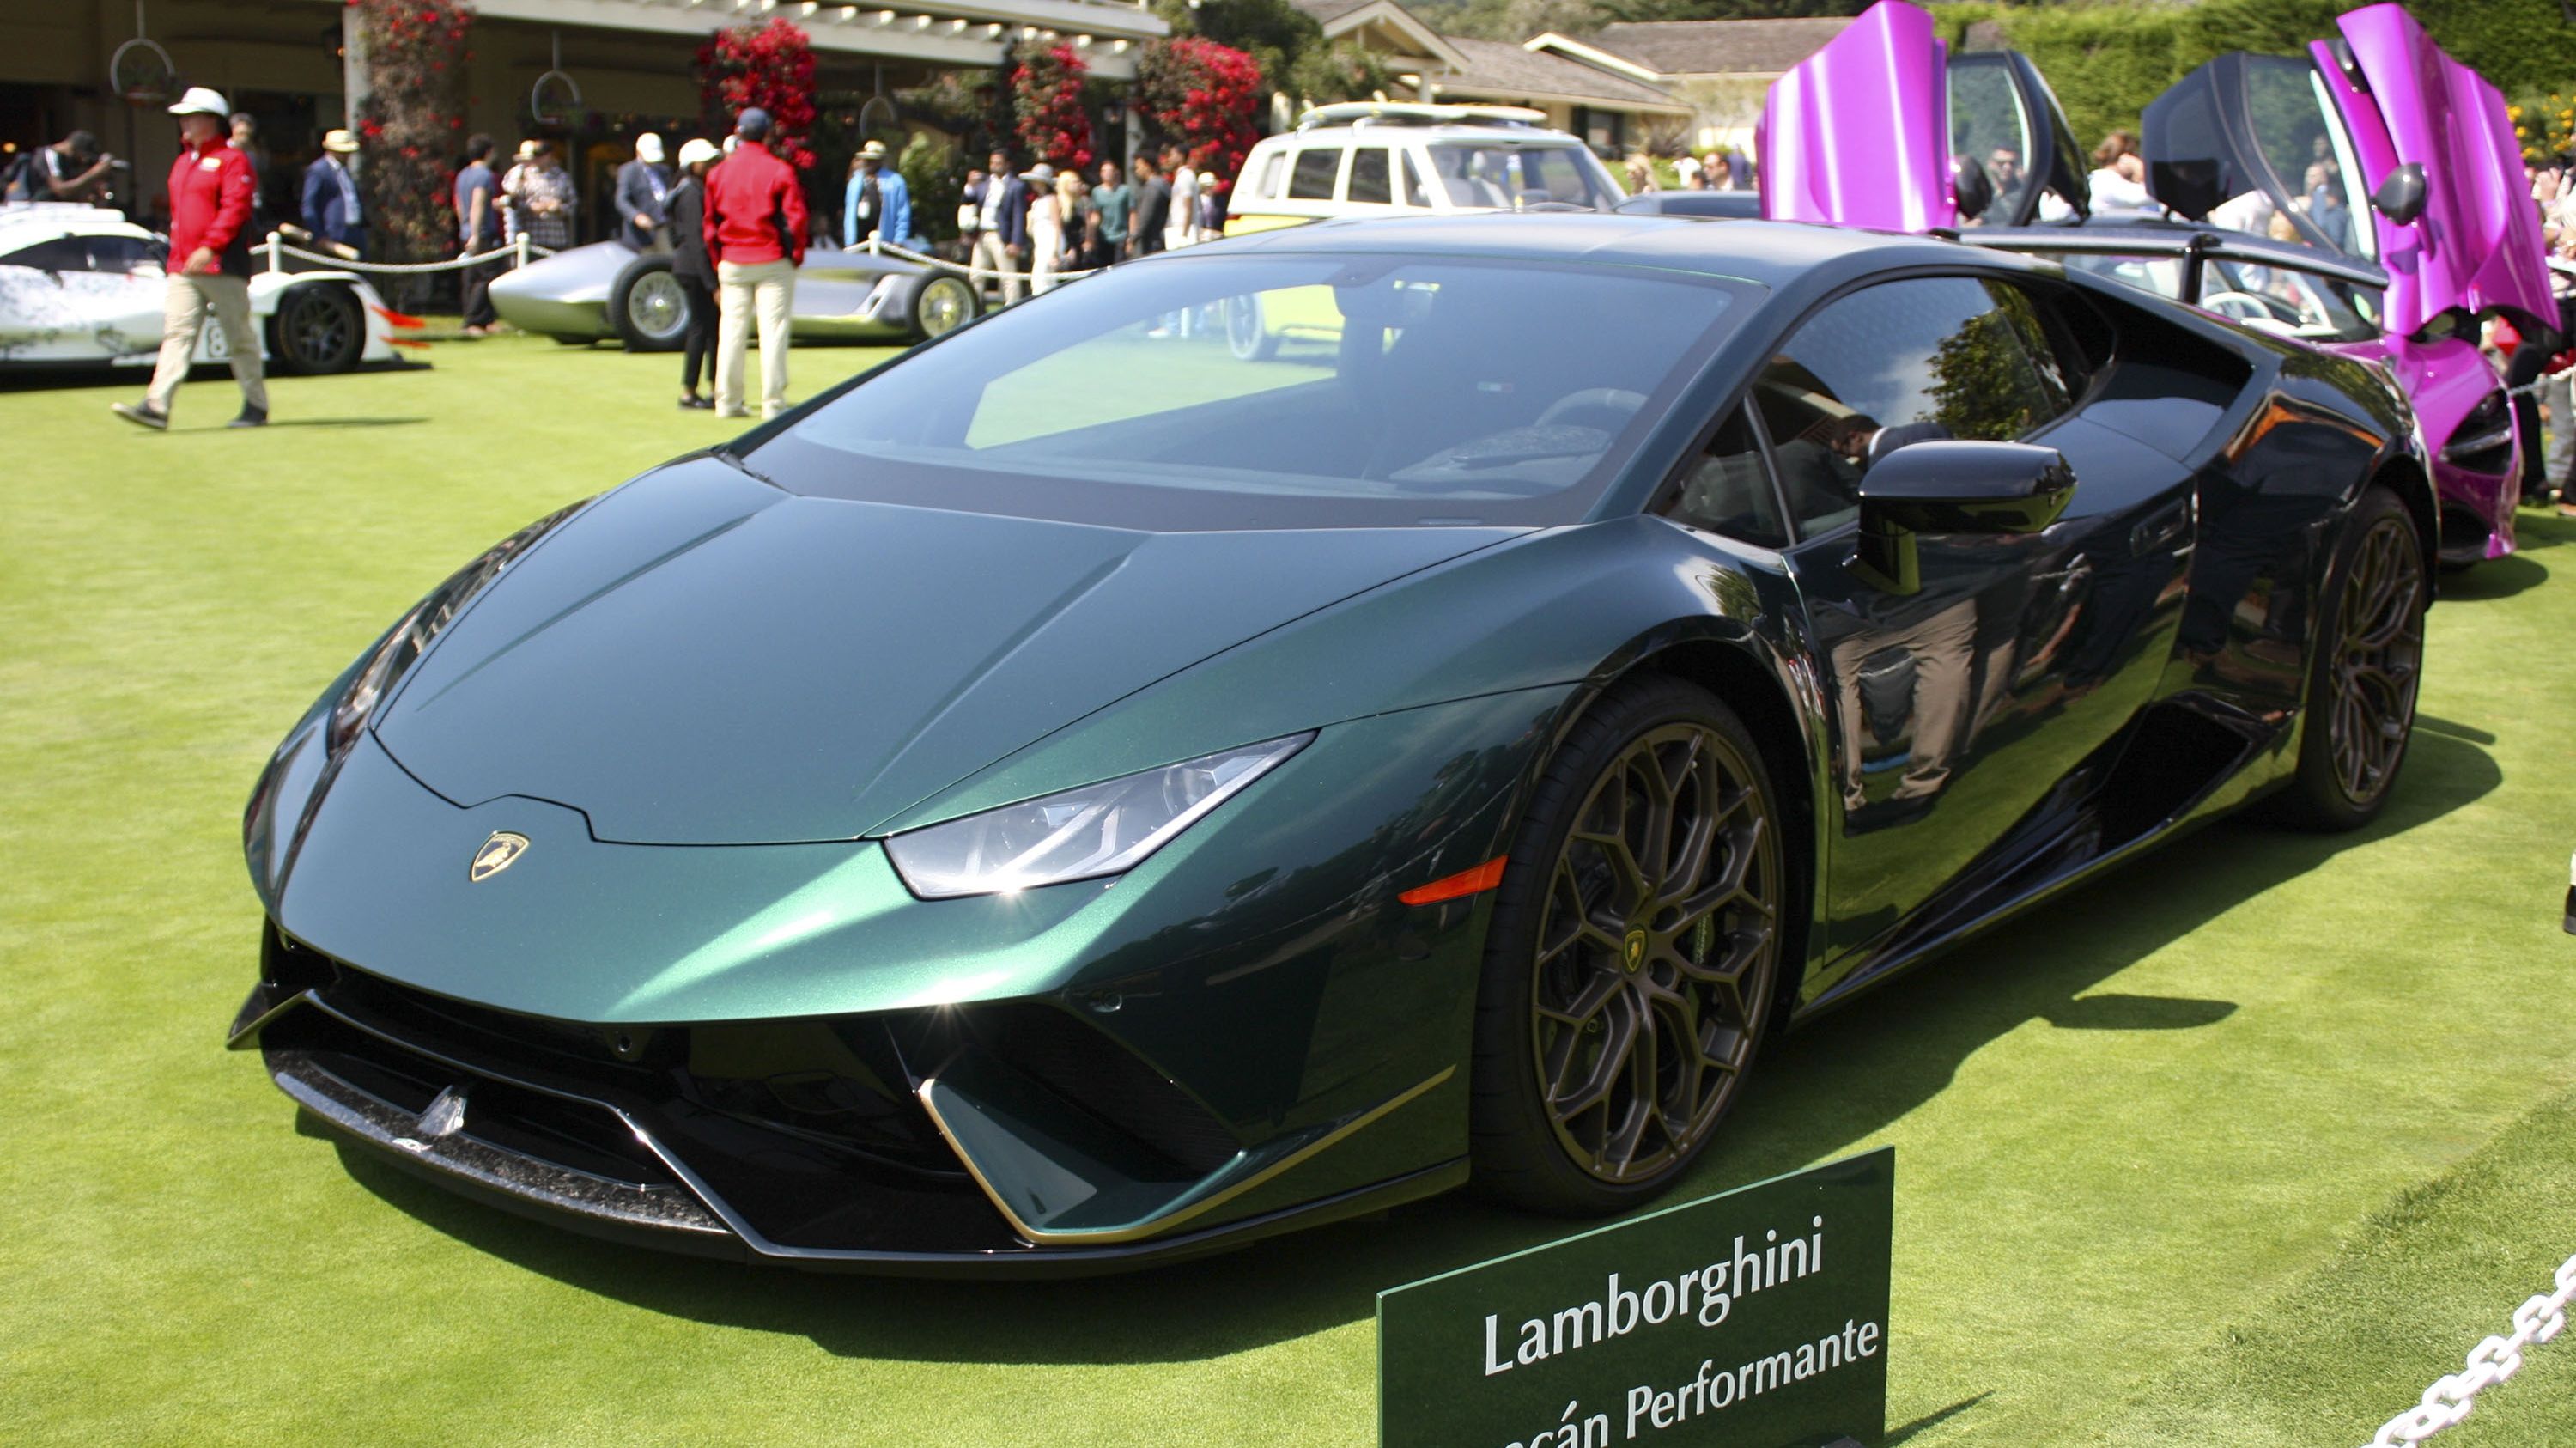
[199,157,224,171]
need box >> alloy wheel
[628,271,689,344]
[1531,722,1778,1184]
[919,277,974,337]
[2325,514,2423,808]
[281,288,355,368]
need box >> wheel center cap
[1623,927,1647,973]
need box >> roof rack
[1296,101,1549,131]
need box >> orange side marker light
[1400,855,1508,907]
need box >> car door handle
[2129,499,2193,556]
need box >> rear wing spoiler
[1958,226,2391,301]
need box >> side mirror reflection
[1849,439,2075,593]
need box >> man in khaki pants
[113,86,267,430]
[700,107,806,420]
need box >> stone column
[343,6,371,130]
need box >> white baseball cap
[677,138,720,169]
[635,133,665,164]
[167,86,230,119]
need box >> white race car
[0,202,416,372]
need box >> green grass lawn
[4,334,2573,1445]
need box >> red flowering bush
[350,0,473,263]
[1011,43,1093,173]
[696,18,819,171]
[1137,38,1261,194]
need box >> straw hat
[1024,162,1055,184]
[321,129,360,154]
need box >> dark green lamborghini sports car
[233,213,2432,1272]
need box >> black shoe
[228,405,268,429]
[678,394,714,411]
[111,399,167,431]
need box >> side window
[1348,148,1393,205]
[1757,275,2073,536]
[1252,149,1288,200]
[1657,407,1788,548]
[1400,152,1430,207]
[1,237,88,271]
[1288,148,1340,200]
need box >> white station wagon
[1223,102,1628,239]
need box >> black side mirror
[1950,155,1994,222]
[1850,440,2075,593]
[2371,162,2427,225]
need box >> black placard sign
[1379,1149,1893,1448]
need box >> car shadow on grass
[328,728,2501,1370]
[2439,551,2548,600]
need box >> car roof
[1258,123,1593,146]
[0,203,155,244]
[1202,211,1977,288]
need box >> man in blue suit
[963,148,1030,303]
[301,129,366,257]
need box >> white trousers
[146,272,267,416]
[970,232,1024,304]
[715,259,795,417]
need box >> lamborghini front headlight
[884,733,1312,899]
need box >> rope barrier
[856,234,1107,286]
[260,230,553,277]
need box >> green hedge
[1929,0,2575,154]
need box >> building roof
[1294,0,1470,71]
[1583,17,1849,77]
[1436,34,1688,113]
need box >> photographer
[13,131,116,204]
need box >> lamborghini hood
[371,458,1522,844]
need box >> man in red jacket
[114,86,268,430]
[701,107,807,420]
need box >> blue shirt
[843,166,911,249]
[454,162,500,246]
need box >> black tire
[1470,676,1788,1216]
[264,282,364,374]
[2277,486,2425,830]
[908,271,980,339]
[605,253,689,352]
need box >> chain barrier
[2357,1253,2576,1446]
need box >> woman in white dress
[1027,164,1066,295]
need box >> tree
[1012,42,1096,173]
[696,19,820,173]
[350,0,474,271]
[1150,0,1388,108]
[1137,38,1265,189]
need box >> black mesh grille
[970,1002,1242,1177]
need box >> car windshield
[1422,143,1624,210]
[749,252,1746,530]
